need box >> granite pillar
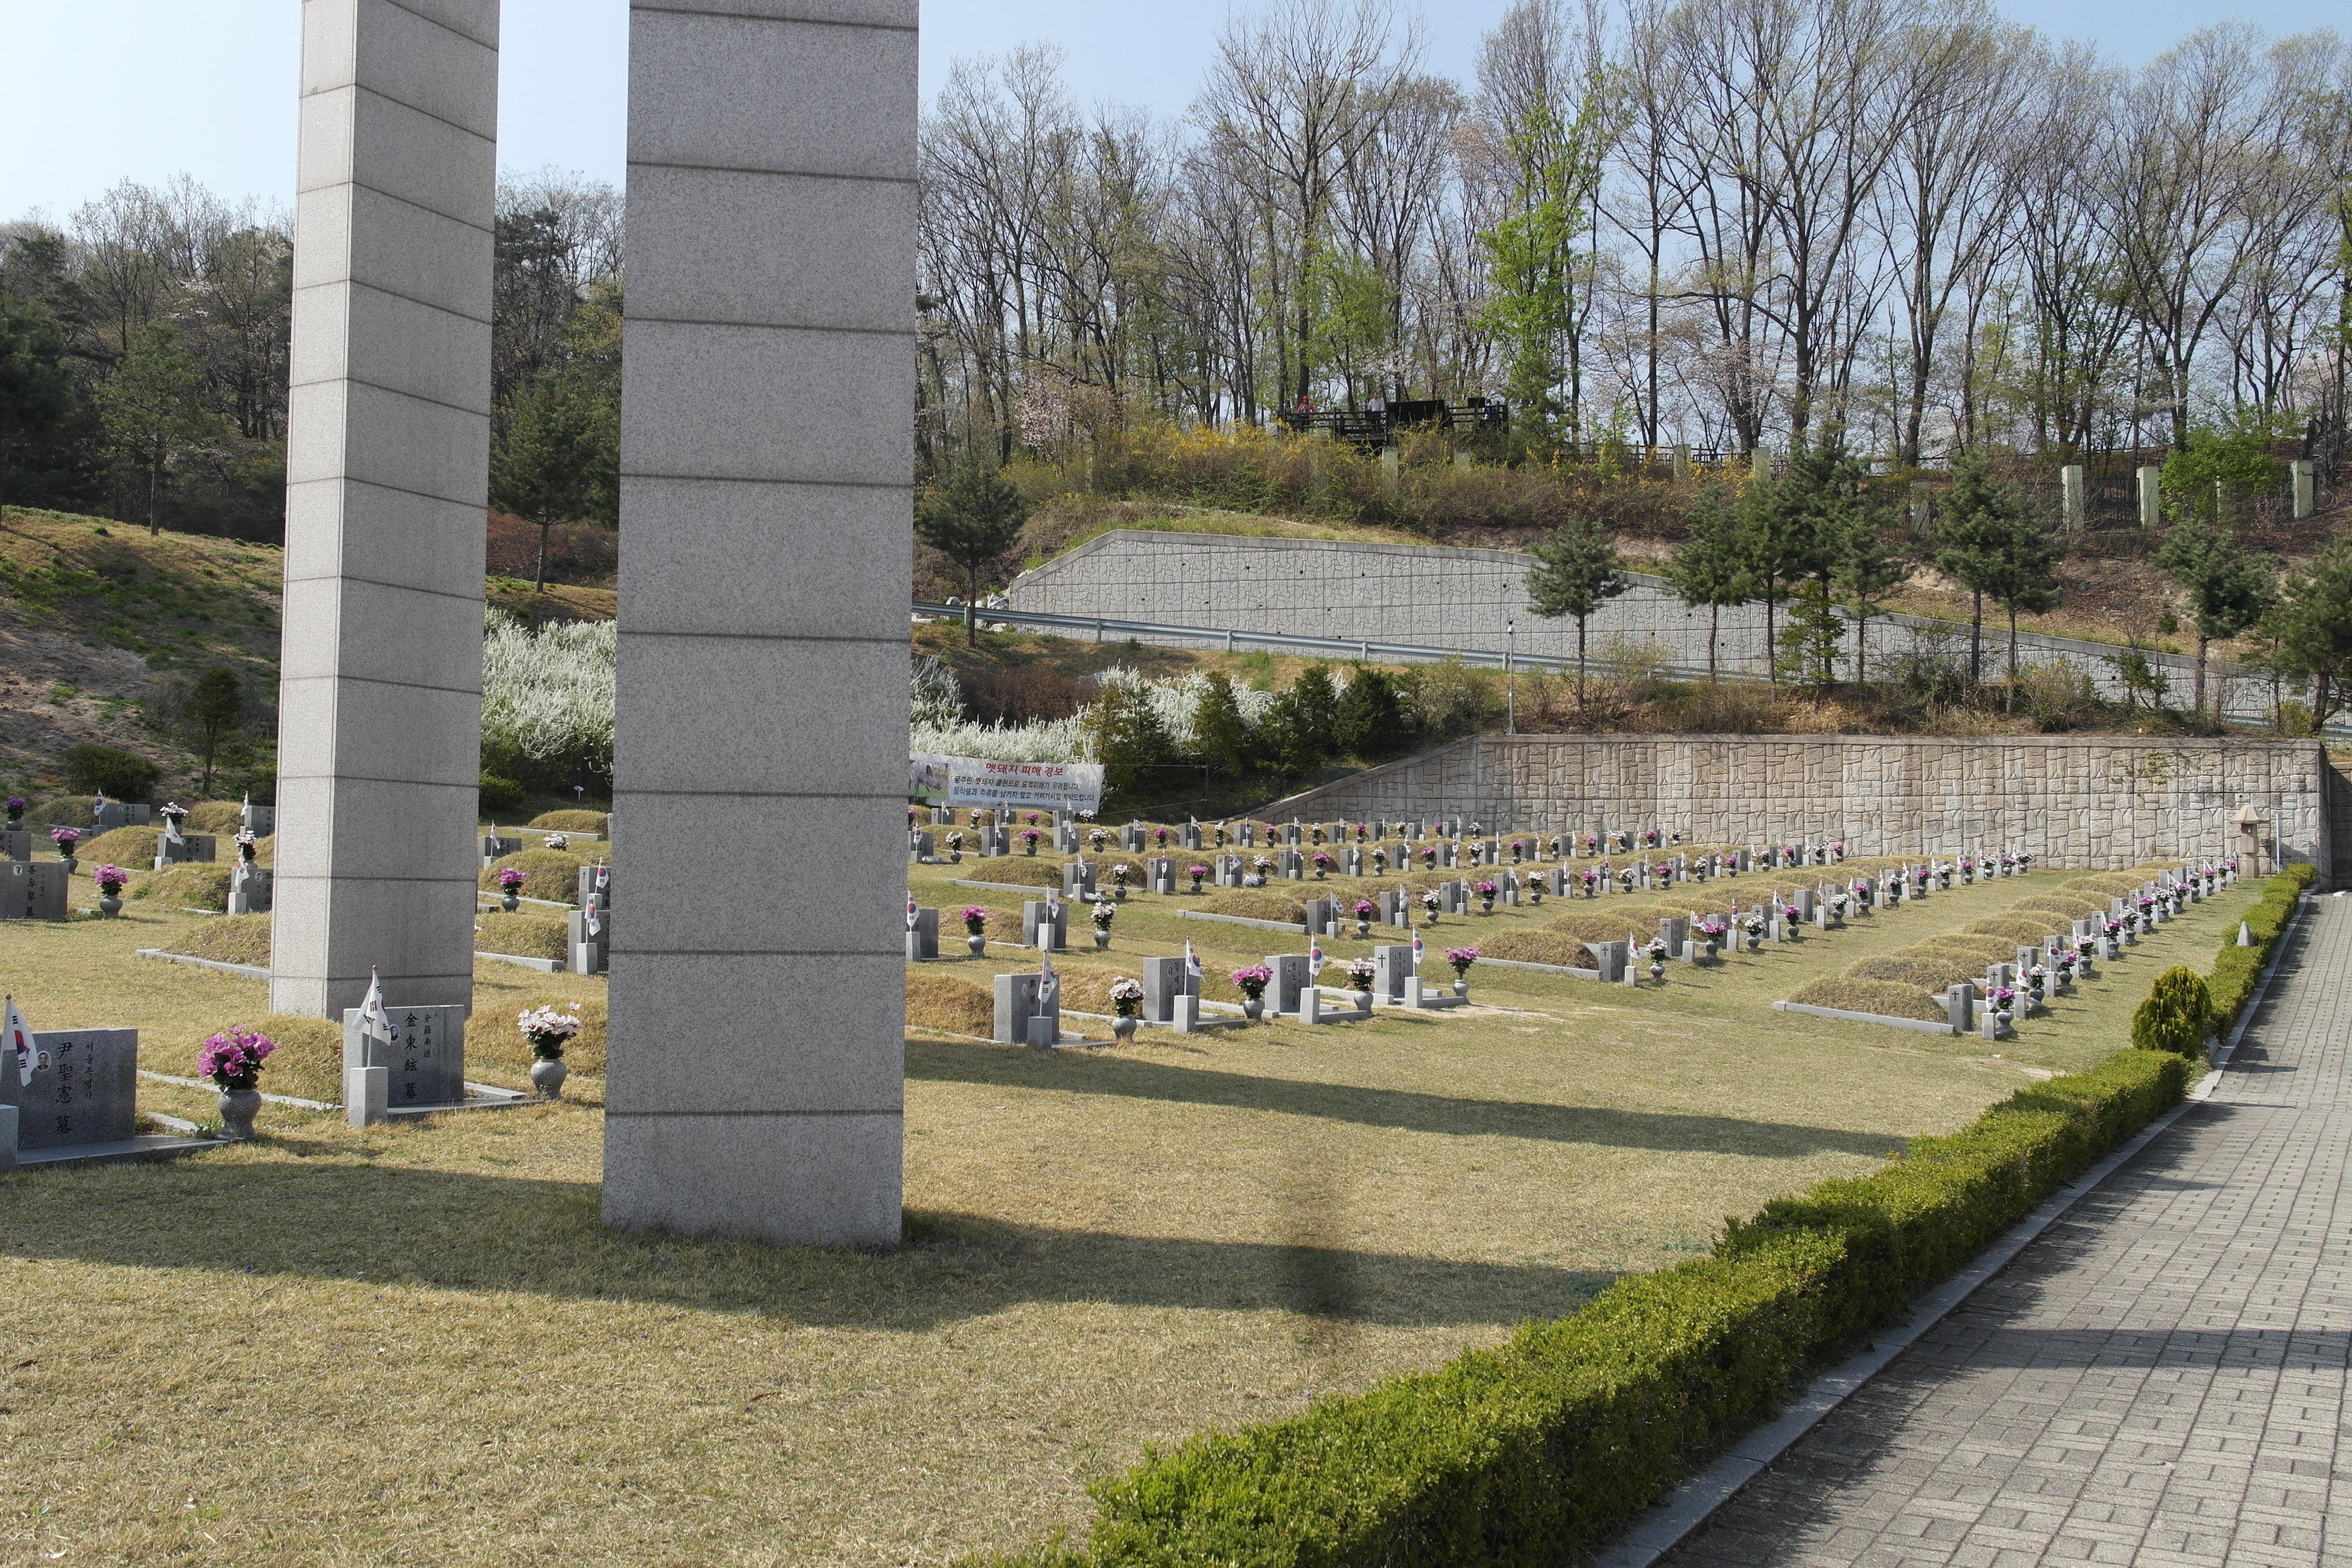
[271,0,497,1017]
[604,0,916,1246]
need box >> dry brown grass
[526,809,609,833]
[1846,954,1981,991]
[1202,888,1311,923]
[965,854,1066,888]
[1965,915,2068,943]
[479,847,590,902]
[134,862,234,910]
[2009,894,2103,920]
[171,912,270,965]
[1899,936,2022,965]
[79,824,158,865]
[0,863,2267,1568]
[1478,930,1596,966]
[186,800,247,834]
[1787,978,1946,1021]
[907,968,997,1035]
[474,911,569,961]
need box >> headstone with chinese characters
[227,863,274,916]
[1061,861,1096,900]
[341,1004,469,1110]
[1588,940,1629,984]
[908,830,934,863]
[567,904,609,975]
[1021,900,1068,951]
[0,861,68,922]
[0,1030,138,1149]
[1215,854,1243,888]
[1269,953,1312,1014]
[1122,823,1147,851]
[92,802,151,833]
[154,833,217,870]
[481,833,522,866]
[1,830,28,862]
[1303,897,1334,936]
[1181,823,1202,850]
[1139,956,1188,1023]
[903,907,939,961]
[992,973,1059,1046]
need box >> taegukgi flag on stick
[357,968,395,1058]
[1183,940,1202,992]
[1036,952,1059,1010]
[6,995,33,1087]
[1411,931,1424,974]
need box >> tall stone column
[271,0,498,1018]
[605,0,916,1244]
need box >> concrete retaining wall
[1269,734,2332,882]
[1010,531,2271,722]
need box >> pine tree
[1526,516,1631,705]
[491,374,619,589]
[1333,666,1403,760]
[2271,541,2352,730]
[94,319,229,535]
[915,464,1030,645]
[1933,450,2026,688]
[1664,483,1753,681]
[1191,671,1257,781]
[2156,510,2275,724]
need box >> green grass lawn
[0,851,2256,1567]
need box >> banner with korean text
[910,754,1103,813]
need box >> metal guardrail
[915,600,2352,739]
[913,601,1701,680]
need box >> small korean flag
[6,996,32,1087]
[357,969,396,1057]
[1037,952,1059,1008]
[1183,940,1202,992]
[1410,932,1424,974]
[906,892,920,932]
[1307,935,1325,978]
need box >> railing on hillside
[1278,398,1510,444]
[916,600,2352,739]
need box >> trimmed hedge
[2204,864,2313,1035]
[977,1049,2193,1568]
[974,864,2313,1568]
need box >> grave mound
[474,911,567,961]
[1200,888,1310,924]
[2009,894,2103,920]
[1965,915,2061,943]
[478,847,591,901]
[1846,953,1980,991]
[185,801,248,834]
[1896,936,2019,965]
[1478,930,1594,967]
[1787,977,1946,1021]
[907,969,995,1036]
[527,809,609,834]
[968,856,1063,888]
[174,913,270,966]
[136,863,232,911]
[81,825,158,865]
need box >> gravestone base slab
[7,1134,220,1167]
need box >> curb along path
[1656,895,2352,1567]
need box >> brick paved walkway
[1662,894,2350,1568]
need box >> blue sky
[1,0,2339,221]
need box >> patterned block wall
[1010,531,2271,722]
[1265,734,2330,880]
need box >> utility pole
[1507,620,1516,735]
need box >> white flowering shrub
[911,656,965,728]
[481,609,616,789]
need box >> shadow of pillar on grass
[0,1156,1613,1331]
[905,1039,1911,1159]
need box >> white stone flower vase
[218,1087,261,1140]
[501,890,520,913]
[1112,1015,1137,1044]
[967,933,987,957]
[1243,996,1264,1022]
[1093,929,1111,950]
[530,1055,569,1100]
[99,894,122,918]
